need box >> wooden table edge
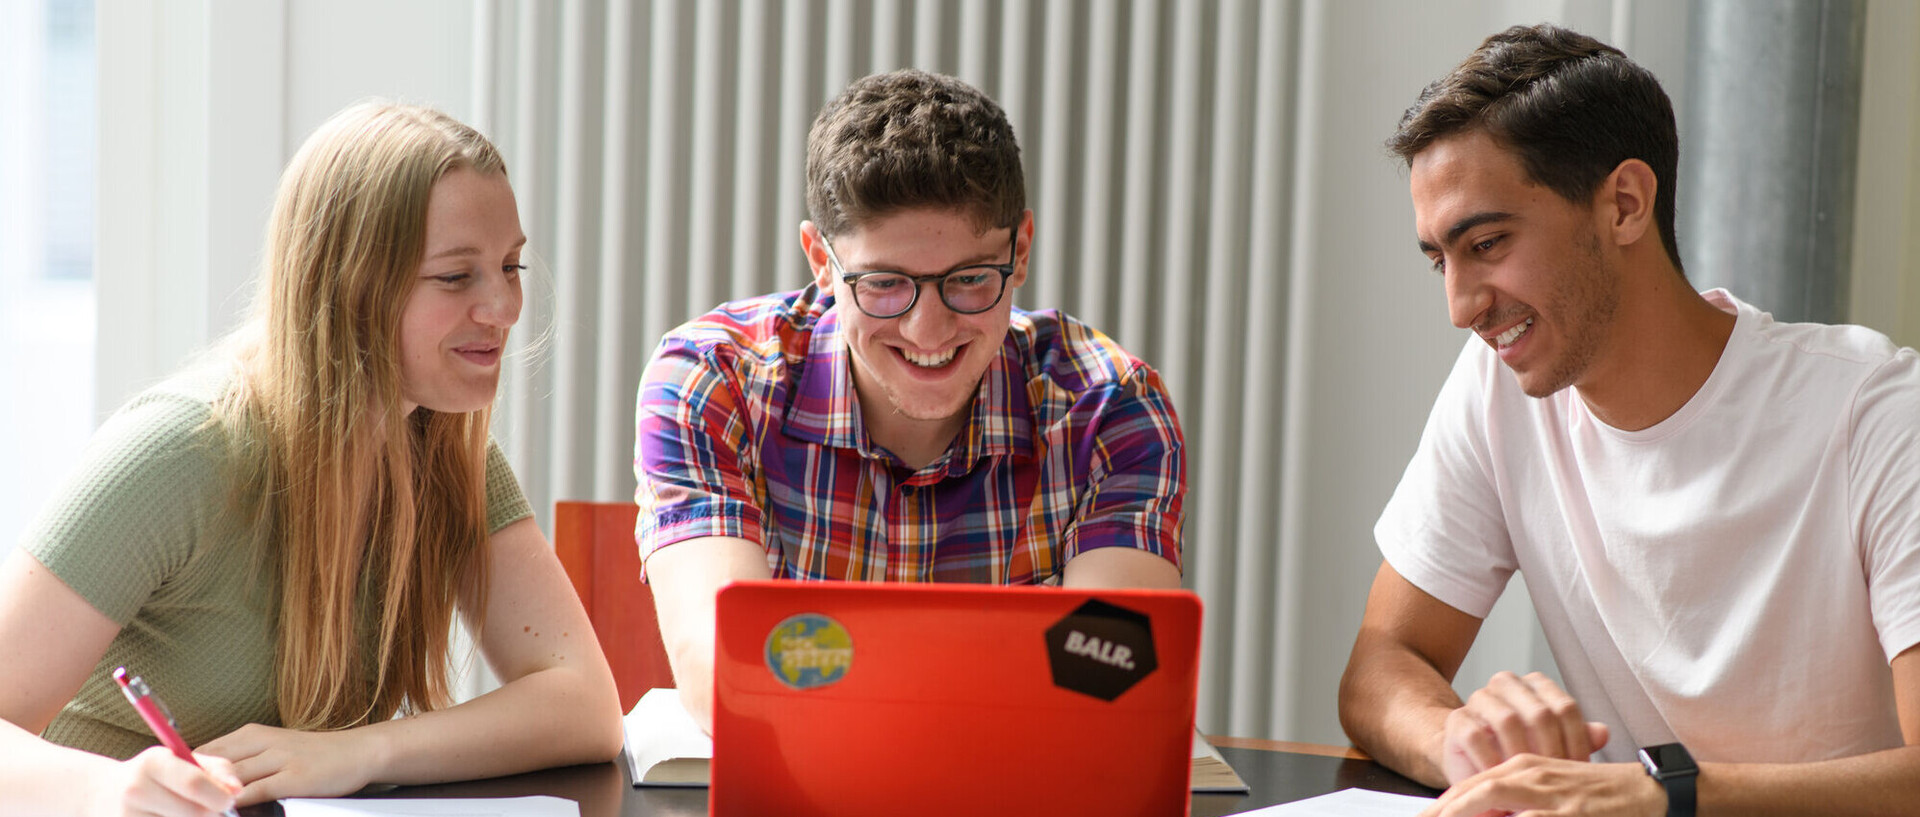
[1204,735,1372,761]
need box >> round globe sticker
[764,613,854,689]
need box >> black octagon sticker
[1045,598,1157,701]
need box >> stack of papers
[279,797,578,816]
[1229,787,1435,816]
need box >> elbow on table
[579,677,627,763]
[538,665,626,765]
[1335,649,1387,754]
[580,715,625,764]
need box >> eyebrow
[843,233,1015,274]
[864,255,1005,275]
[1416,211,1515,255]
[426,237,529,261]
[855,253,1005,275]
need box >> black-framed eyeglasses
[819,231,1017,319]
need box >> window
[1,0,97,542]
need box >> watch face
[1640,742,1698,775]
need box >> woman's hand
[88,745,242,817]
[198,723,383,806]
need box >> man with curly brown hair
[637,70,1187,732]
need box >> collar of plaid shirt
[779,302,1039,480]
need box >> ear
[1600,159,1657,248]
[799,221,833,291]
[1010,210,1035,289]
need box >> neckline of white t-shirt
[1572,287,1750,445]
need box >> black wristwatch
[1638,742,1698,817]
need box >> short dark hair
[1389,24,1684,272]
[805,69,1026,238]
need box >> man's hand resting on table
[1441,670,1610,784]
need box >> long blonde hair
[219,102,507,730]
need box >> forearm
[666,632,718,735]
[355,663,621,786]
[0,719,118,810]
[1339,642,1461,788]
[644,535,770,736]
[1699,746,1920,816]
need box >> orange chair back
[552,500,675,711]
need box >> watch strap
[1659,766,1696,817]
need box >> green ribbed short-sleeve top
[20,366,533,760]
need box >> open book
[1190,730,1251,793]
[621,688,712,786]
[622,687,1248,792]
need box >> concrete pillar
[1679,0,1865,323]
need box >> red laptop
[710,580,1202,817]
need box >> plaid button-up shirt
[635,286,1184,584]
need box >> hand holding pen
[112,667,245,817]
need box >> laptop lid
[711,580,1201,817]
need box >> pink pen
[112,667,241,816]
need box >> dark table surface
[247,745,1438,816]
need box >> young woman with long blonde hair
[0,102,621,814]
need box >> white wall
[96,0,476,415]
[0,0,99,547]
[1850,0,1920,348]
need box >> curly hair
[806,69,1026,238]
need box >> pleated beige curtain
[473,0,1301,739]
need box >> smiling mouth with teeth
[1496,317,1534,348]
[901,347,958,368]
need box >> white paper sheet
[278,796,579,817]
[1229,787,1435,816]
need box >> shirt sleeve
[482,437,534,534]
[1850,347,1920,663]
[1059,362,1186,572]
[1373,339,1517,619]
[20,392,228,626]
[634,336,766,573]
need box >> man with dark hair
[1340,24,1920,816]
[636,69,1185,731]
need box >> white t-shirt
[1376,289,1920,764]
